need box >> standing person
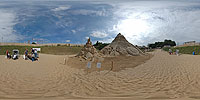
[169,49,172,55]
[31,48,34,54]
[34,49,37,58]
[176,49,179,56]
[25,49,28,56]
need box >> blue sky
[1,0,200,45]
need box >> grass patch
[0,45,82,55]
[163,46,200,55]
[41,46,82,55]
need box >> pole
[111,61,114,71]
[64,58,66,65]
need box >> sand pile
[101,33,144,56]
[76,38,101,60]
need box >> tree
[32,42,37,44]
[93,41,109,50]
[148,39,176,49]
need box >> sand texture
[1,50,200,100]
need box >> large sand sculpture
[101,33,144,56]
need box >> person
[27,53,32,60]
[24,49,28,60]
[13,54,18,60]
[169,49,172,55]
[193,51,195,55]
[31,53,35,62]
[31,48,34,54]
[25,49,28,56]
[6,50,8,58]
[176,49,179,56]
[34,49,38,58]
[6,50,11,59]
[31,53,38,62]
[12,50,18,60]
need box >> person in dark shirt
[31,48,34,54]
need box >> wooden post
[64,58,66,65]
[111,61,114,71]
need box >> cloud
[2,0,200,46]
[52,6,71,11]
[66,40,70,42]
[85,36,89,40]
[70,9,107,16]
[99,38,114,43]
[105,1,200,45]
[90,31,108,38]
[0,10,21,42]
[71,30,76,33]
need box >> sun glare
[117,18,150,38]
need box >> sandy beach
[0,50,200,100]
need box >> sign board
[32,48,41,52]
[87,62,91,69]
[97,63,101,68]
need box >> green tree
[93,41,109,50]
[148,39,176,49]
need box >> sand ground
[68,54,152,72]
[1,50,200,100]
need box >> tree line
[148,39,176,49]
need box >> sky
[1,0,200,46]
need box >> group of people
[6,48,38,61]
[6,50,19,60]
[24,48,38,61]
[169,49,179,56]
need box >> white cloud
[70,9,107,16]
[52,6,71,11]
[0,10,20,42]
[106,1,200,45]
[71,30,76,33]
[99,38,114,43]
[90,31,108,38]
[85,36,89,40]
[66,40,70,42]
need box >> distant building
[184,41,196,45]
[164,45,171,47]
[178,41,200,47]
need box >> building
[178,41,200,47]
[163,45,171,47]
[184,41,196,45]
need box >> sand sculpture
[101,33,145,56]
[77,38,101,60]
